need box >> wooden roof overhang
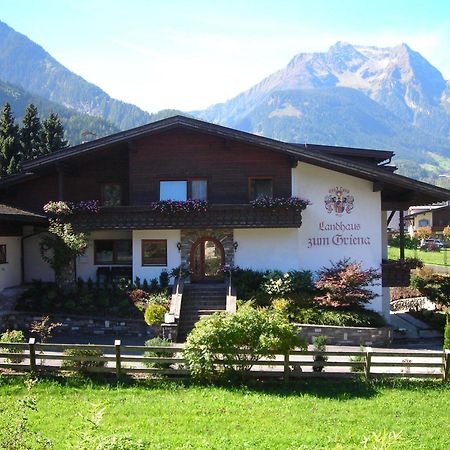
[0,116,448,210]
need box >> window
[142,240,167,266]
[94,240,132,265]
[249,178,273,200]
[159,179,207,201]
[0,245,6,264]
[418,219,429,227]
[101,183,122,206]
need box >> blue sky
[2,0,450,112]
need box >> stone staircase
[177,283,227,342]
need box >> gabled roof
[1,115,449,205]
[0,204,46,223]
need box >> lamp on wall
[233,241,239,251]
[177,242,182,252]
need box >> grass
[388,246,450,266]
[1,375,449,449]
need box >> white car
[419,238,444,249]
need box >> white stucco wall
[234,228,300,271]
[0,236,22,290]
[76,230,132,281]
[23,233,54,283]
[292,163,384,313]
[132,230,181,282]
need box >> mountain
[0,20,151,130]
[195,42,450,181]
[0,79,119,144]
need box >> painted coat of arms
[324,187,354,215]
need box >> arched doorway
[190,237,225,283]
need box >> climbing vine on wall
[41,200,98,288]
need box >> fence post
[28,338,36,373]
[115,339,121,380]
[283,351,290,384]
[365,347,372,381]
[444,350,450,383]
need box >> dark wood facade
[0,129,292,214]
[129,129,292,205]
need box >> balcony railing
[71,204,304,230]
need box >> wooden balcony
[71,204,304,231]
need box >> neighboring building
[406,203,450,237]
[0,116,448,322]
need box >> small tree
[20,103,42,160]
[39,112,68,155]
[415,226,432,240]
[443,226,450,243]
[0,103,21,176]
[184,302,304,382]
[411,269,450,309]
[314,258,381,308]
[41,200,98,290]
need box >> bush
[0,329,25,363]
[294,306,385,328]
[312,336,327,372]
[314,258,381,308]
[262,271,293,296]
[61,348,106,373]
[184,303,305,382]
[411,269,450,307]
[271,298,292,315]
[144,304,166,325]
[231,268,265,300]
[144,337,173,369]
[159,271,169,290]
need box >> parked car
[419,238,444,250]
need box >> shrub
[262,271,293,296]
[444,314,450,350]
[293,306,385,328]
[61,348,105,373]
[289,270,315,293]
[411,269,450,307]
[129,289,148,303]
[388,233,419,250]
[314,258,381,308]
[312,335,327,372]
[271,298,292,315]
[144,304,166,325]
[147,292,170,306]
[350,345,366,373]
[159,271,169,290]
[144,337,173,369]
[0,329,25,363]
[184,303,305,382]
[232,268,265,300]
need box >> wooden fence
[0,339,449,382]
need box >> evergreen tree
[0,103,21,176]
[40,112,68,155]
[20,103,42,160]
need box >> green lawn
[1,376,449,449]
[388,246,450,266]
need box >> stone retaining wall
[0,311,158,339]
[297,323,393,346]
